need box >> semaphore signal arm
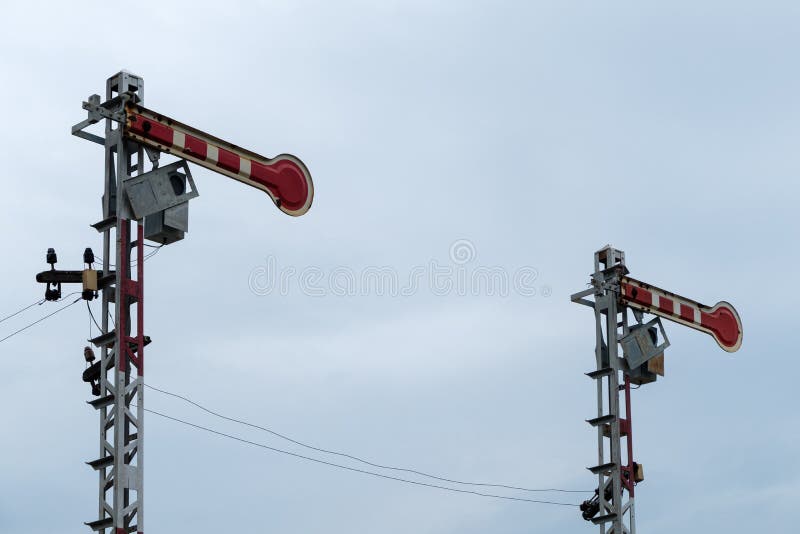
[570,246,743,533]
[618,276,742,353]
[72,91,314,217]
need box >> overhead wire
[145,383,592,495]
[96,243,163,268]
[88,244,163,330]
[140,245,162,263]
[1,273,586,504]
[87,302,102,333]
[0,298,46,324]
[0,290,81,327]
[143,406,580,508]
[0,296,82,345]
[56,291,82,302]
[57,291,82,302]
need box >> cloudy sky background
[0,1,797,532]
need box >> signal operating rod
[123,103,314,216]
[619,276,743,352]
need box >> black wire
[87,302,102,332]
[90,246,160,327]
[94,256,112,268]
[145,383,592,494]
[0,297,82,345]
[140,245,162,263]
[0,285,580,505]
[58,291,82,301]
[0,298,45,324]
[143,407,579,508]
[97,244,162,268]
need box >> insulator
[82,361,101,383]
[581,497,600,520]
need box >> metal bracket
[571,287,596,308]
[71,92,133,145]
[143,146,160,168]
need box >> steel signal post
[74,71,148,534]
[68,71,314,533]
[571,247,637,533]
[571,246,742,533]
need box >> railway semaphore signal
[571,246,742,533]
[124,103,313,216]
[36,70,315,534]
[619,276,742,353]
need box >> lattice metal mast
[79,71,147,534]
[63,70,315,534]
[571,246,743,533]
[572,247,638,533]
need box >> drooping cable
[140,245,162,262]
[145,383,591,494]
[144,407,579,508]
[97,244,161,268]
[87,302,102,332]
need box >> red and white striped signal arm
[123,103,313,217]
[620,277,743,352]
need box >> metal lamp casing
[620,318,669,385]
[123,160,198,244]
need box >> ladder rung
[588,462,616,475]
[619,419,629,435]
[85,517,113,531]
[88,394,114,410]
[128,336,151,353]
[86,456,114,470]
[91,217,117,233]
[591,513,618,525]
[109,292,139,305]
[587,414,616,427]
[90,331,116,348]
[586,368,614,379]
[603,422,628,438]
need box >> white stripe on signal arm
[207,145,219,164]
[173,131,186,150]
[240,158,251,178]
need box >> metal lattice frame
[68,69,315,533]
[572,247,636,534]
[84,71,146,534]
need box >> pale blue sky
[0,1,797,533]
